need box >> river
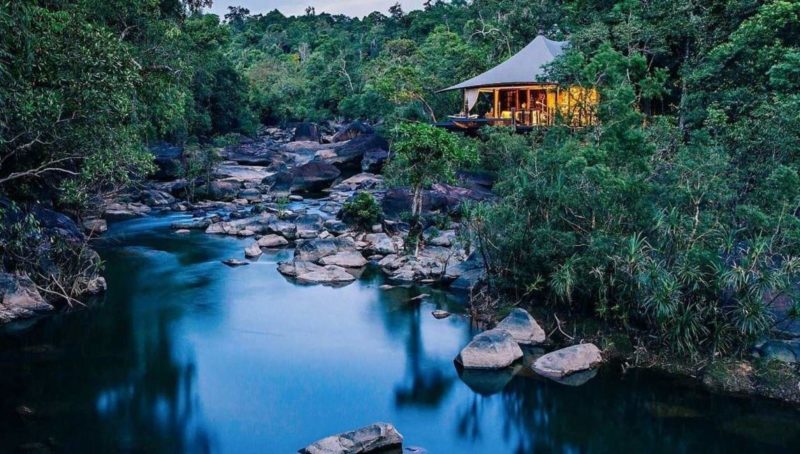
[1,213,798,452]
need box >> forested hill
[2,1,800,360]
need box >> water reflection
[0,213,798,453]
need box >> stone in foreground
[495,308,546,345]
[258,234,290,248]
[456,329,523,369]
[298,422,403,454]
[532,343,603,379]
[278,261,356,285]
[0,273,54,324]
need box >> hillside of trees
[2,0,800,359]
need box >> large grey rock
[0,273,54,324]
[298,422,403,454]
[258,234,289,248]
[292,122,321,142]
[244,242,263,258]
[756,340,800,364]
[82,218,108,234]
[363,233,398,255]
[278,261,356,285]
[532,343,603,379]
[495,308,546,345]
[295,237,357,263]
[319,251,368,268]
[140,189,176,207]
[456,329,523,369]
[290,162,341,192]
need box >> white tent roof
[439,35,568,92]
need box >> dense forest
[2,0,800,360]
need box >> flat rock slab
[495,308,546,345]
[319,251,367,268]
[298,422,403,454]
[222,259,250,267]
[257,234,289,248]
[279,261,356,285]
[215,163,273,183]
[456,329,523,369]
[532,343,603,379]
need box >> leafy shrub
[341,192,382,229]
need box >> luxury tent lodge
[437,35,598,131]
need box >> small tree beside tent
[386,123,478,255]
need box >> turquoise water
[1,214,798,453]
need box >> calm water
[1,214,798,453]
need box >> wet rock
[532,343,603,379]
[245,242,263,258]
[238,188,262,202]
[82,218,107,234]
[447,252,486,291]
[298,422,403,454]
[456,329,523,369]
[174,229,191,235]
[432,310,451,319]
[319,251,368,268]
[86,276,107,294]
[0,273,54,324]
[257,234,289,248]
[170,218,211,230]
[495,308,546,345]
[222,259,249,267]
[295,214,324,239]
[202,180,240,201]
[267,219,298,239]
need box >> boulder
[495,308,546,345]
[363,233,398,255]
[331,121,374,143]
[319,251,368,268]
[456,329,523,369]
[263,171,294,193]
[330,134,389,169]
[290,162,341,192]
[755,340,800,364]
[267,220,298,239]
[432,310,451,319]
[447,252,486,291]
[140,189,176,207]
[425,229,456,247]
[203,180,240,201]
[170,218,211,230]
[298,422,403,454]
[0,273,54,324]
[532,343,603,379]
[278,261,356,285]
[83,218,108,234]
[258,234,289,248]
[323,219,349,235]
[293,122,321,142]
[295,214,324,239]
[362,148,389,173]
[245,242,263,258]
[295,237,357,263]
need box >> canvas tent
[438,35,597,128]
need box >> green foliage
[341,191,382,229]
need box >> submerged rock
[298,422,403,454]
[495,308,546,345]
[0,273,54,324]
[456,329,523,369]
[432,310,451,319]
[222,259,249,267]
[532,343,603,379]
